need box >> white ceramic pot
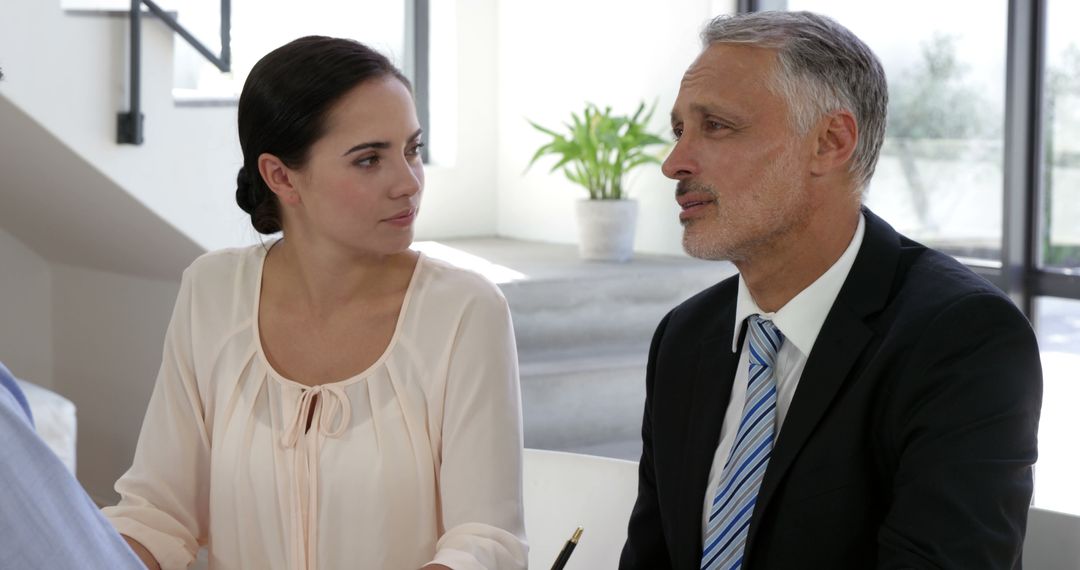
[575,199,638,262]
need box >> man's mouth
[679,199,713,210]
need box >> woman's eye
[406,142,426,158]
[354,155,379,168]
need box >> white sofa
[1024,506,1080,569]
[523,448,639,569]
[13,378,78,474]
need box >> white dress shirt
[701,214,866,539]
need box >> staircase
[424,238,737,460]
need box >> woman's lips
[383,208,417,227]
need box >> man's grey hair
[702,11,888,194]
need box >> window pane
[1033,297,1080,515]
[172,0,408,100]
[1042,0,1080,271]
[787,0,1007,261]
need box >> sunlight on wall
[412,241,527,284]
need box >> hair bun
[235,166,256,215]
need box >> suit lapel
[676,297,740,569]
[753,304,874,511]
[746,208,902,554]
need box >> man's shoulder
[867,236,1030,347]
[0,362,32,426]
[893,237,1011,309]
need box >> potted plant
[526,101,667,262]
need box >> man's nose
[661,138,698,180]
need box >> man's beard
[676,180,746,261]
[676,151,808,262]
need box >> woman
[104,36,527,570]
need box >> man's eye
[705,120,726,131]
[672,127,683,140]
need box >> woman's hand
[122,535,162,570]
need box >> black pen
[550,526,583,570]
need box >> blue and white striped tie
[701,314,783,570]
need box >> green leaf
[527,119,562,138]
[525,99,667,198]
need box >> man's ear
[257,153,302,206]
[809,109,858,177]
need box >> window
[165,0,434,162]
[786,0,1008,262]
[1033,297,1080,515]
[744,0,1080,516]
[171,0,409,101]
[1042,0,1080,272]
[1033,0,1080,517]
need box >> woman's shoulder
[400,254,514,354]
[416,253,507,307]
[183,242,270,286]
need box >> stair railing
[118,0,231,144]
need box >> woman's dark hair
[235,36,411,234]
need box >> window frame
[169,0,431,162]
[737,0,1080,316]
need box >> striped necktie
[701,314,783,570]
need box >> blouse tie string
[281,384,352,448]
[280,384,353,570]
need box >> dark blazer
[620,209,1042,569]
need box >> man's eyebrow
[671,102,723,123]
[689,103,720,117]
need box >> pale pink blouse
[104,245,528,570]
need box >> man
[0,361,144,568]
[620,11,1041,570]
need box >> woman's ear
[809,109,858,178]
[257,153,302,206]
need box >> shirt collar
[732,213,866,355]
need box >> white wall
[0,2,249,252]
[0,0,501,255]
[1,0,733,256]
[50,263,180,502]
[0,227,177,503]
[0,228,53,389]
[415,0,500,239]
[0,94,203,281]
[495,0,735,255]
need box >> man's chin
[682,232,732,262]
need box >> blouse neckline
[250,240,426,390]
